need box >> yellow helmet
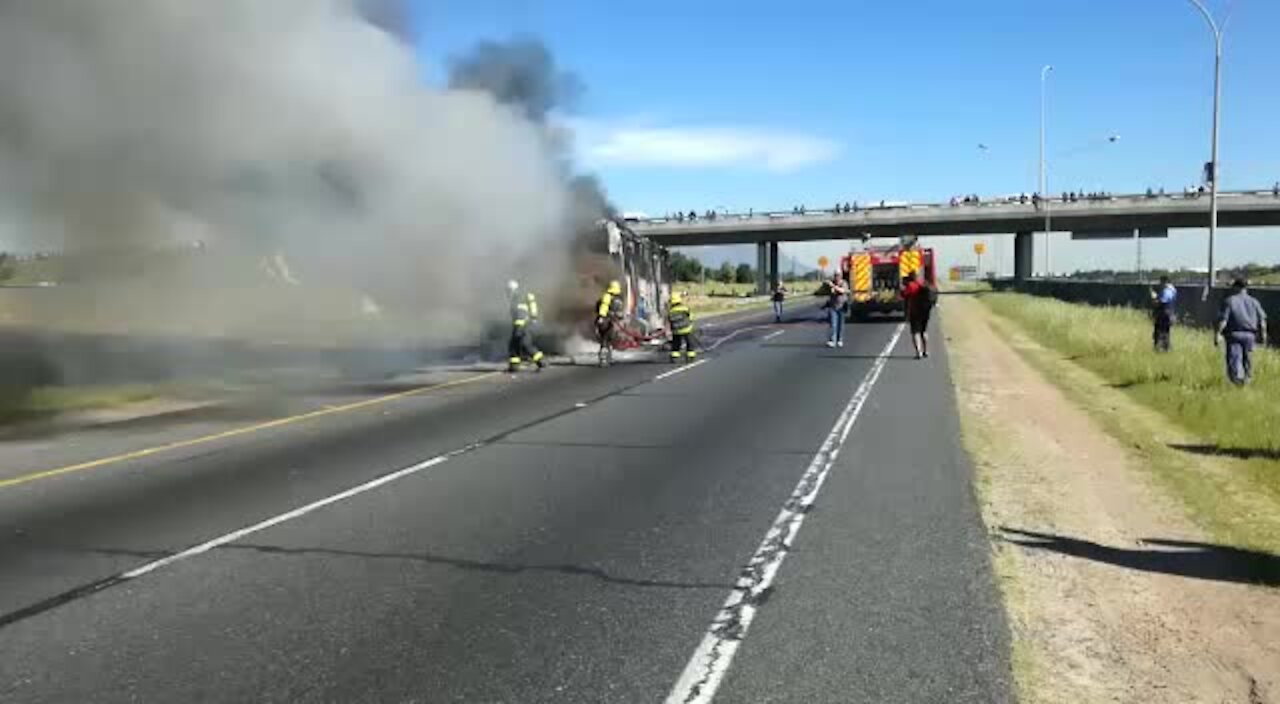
[669,292,684,305]
[607,280,622,295]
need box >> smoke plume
[0,0,580,349]
[448,38,584,125]
[446,36,621,345]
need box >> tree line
[667,251,824,284]
[1066,262,1280,285]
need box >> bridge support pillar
[1014,231,1034,282]
[768,242,779,291]
[756,242,769,295]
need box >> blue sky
[410,0,1280,274]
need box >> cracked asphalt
[0,305,1011,703]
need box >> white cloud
[575,122,840,172]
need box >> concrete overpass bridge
[630,189,1280,287]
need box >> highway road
[0,303,1012,703]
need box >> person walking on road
[506,280,545,373]
[771,281,788,323]
[823,273,848,348]
[901,269,937,359]
[1150,275,1177,352]
[1215,278,1268,386]
[667,292,697,363]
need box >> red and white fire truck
[841,243,937,320]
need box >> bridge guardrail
[636,188,1280,227]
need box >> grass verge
[0,383,192,427]
[980,292,1280,551]
[675,280,823,318]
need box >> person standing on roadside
[901,269,937,359]
[824,273,848,348]
[1215,278,1268,386]
[771,281,788,323]
[1150,275,1177,352]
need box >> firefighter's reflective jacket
[668,302,694,335]
[512,292,538,327]
[597,291,623,320]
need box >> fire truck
[841,243,937,320]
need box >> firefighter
[507,279,545,373]
[667,292,697,363]
[596,280,624,367]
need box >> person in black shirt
[771,282,788,323]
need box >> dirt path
[943,295,1280,703]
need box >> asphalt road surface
[0,303,1012,703]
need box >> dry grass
[0,384,163,425]
[672,279,823,317]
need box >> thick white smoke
[0,0,573,344]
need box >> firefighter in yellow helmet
[595,280,624,367]
[667,291,697,363]
[507,279,545,373]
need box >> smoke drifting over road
[0,0,601,350]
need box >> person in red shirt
[901,269,936,359]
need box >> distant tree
[668,251,704,282]
[717,261,735,284]
[735,263,754,284]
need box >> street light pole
[1187,0,1229,299]
[1040,64,1053,277]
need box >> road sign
[818,256,829,269]
[973,242,986,255]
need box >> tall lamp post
[1187,0,1229,299]
[1040,64,1053,277]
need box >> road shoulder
[944,295,1280,703]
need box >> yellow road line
[0,372,502,491]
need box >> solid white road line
[761,330,784,342]
[665,324,906,704]
[653,359,708,381]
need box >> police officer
[596,280,624,367]
[1215,278,1269,386]
[507,280,545,373]
[667,292,697,363]
[1150,275,1177,352]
